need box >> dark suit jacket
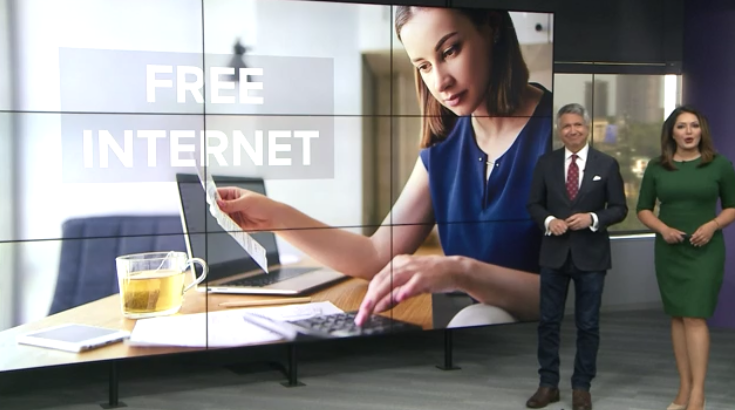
[526,146,628,272]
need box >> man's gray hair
[556,103,591,127]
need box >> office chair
[48,215,186,315]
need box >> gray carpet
[1,309,734,410]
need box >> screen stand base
[100,361,127,409]
[280,343,305,387]
[436,329,461,371]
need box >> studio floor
[1,308,734,410]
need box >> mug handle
[182,257,209,293]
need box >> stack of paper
[127,301,343,348]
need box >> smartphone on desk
[17,324,131,353]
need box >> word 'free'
[146,65,264,104]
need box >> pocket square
[593,175,602,181]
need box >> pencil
[219,297,312,308]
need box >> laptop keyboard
[287,311,422,338]
[224,267,314,287]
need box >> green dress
[637,154,735,318]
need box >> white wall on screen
[0,0,14,330]
[13,0,204,324]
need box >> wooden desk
[0,277,432,374]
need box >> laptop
[175,173,347,295]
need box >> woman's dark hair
[659,105,716,170]
[395,7,529,148]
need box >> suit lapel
[573,149,597,204]
[554,149,571,205]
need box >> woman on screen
[217,6,553,326]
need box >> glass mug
[115,251,208,319]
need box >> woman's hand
[354,254,465,325]
[660,226,686,244]
[689,221,717,247]
[216,187,284,231]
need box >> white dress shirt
[543,144,599,235]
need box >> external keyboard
[286,311,422,338]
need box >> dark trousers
[537,254,606,391]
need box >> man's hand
[549,218,568,236]
[566,213,592,231]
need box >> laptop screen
[176,173,280,281]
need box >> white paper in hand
[191,157,269,273]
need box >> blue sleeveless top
[419,84,552,274]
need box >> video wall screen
[0,0,553,373]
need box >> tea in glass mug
[116,251,208,319]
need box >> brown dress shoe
[526,386,560,408]
[572,389,592,410]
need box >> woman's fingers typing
[355,256,412,325]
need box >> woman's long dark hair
[659,105,716,170]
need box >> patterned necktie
[566,154,579,200]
